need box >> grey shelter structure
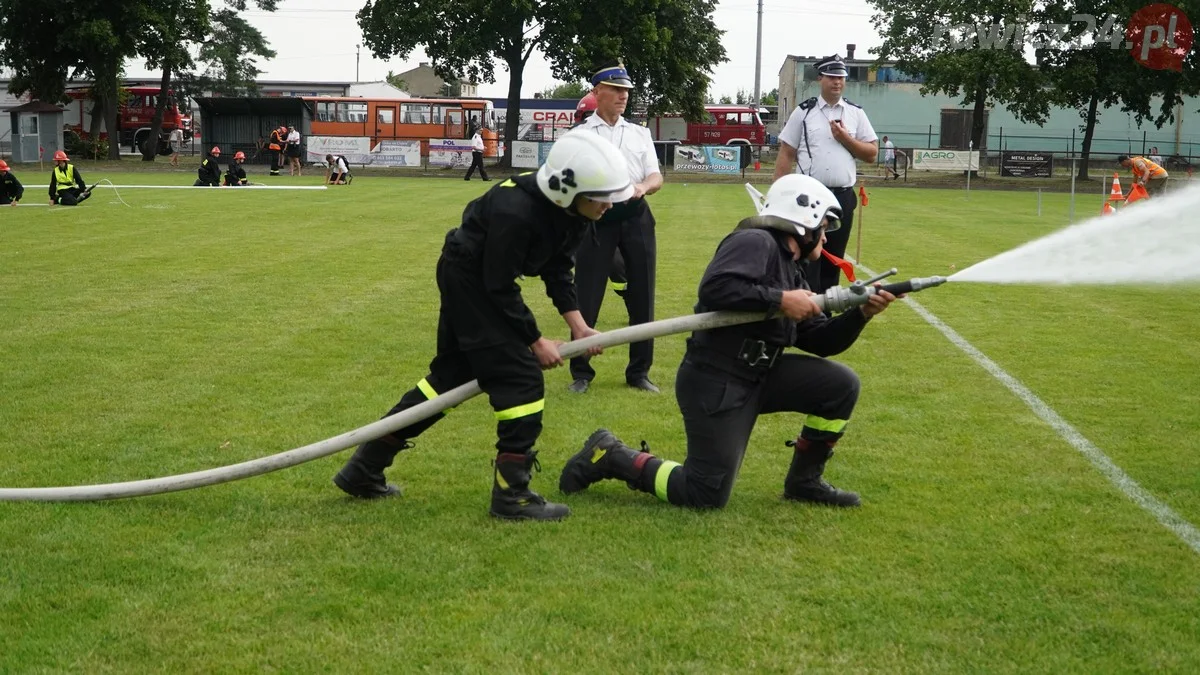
[4,101,65,163]
[194,97,312,166]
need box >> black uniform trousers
[374,255,545,456]
[665,349,860,508]
[55,188,89,206]
[804,186,857,295]
[570,199,656,383]
[464,151,489,180]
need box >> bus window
[377,108,395,125]
[345,102,367,122]
[402,104,431,124]
[740,112,755,124]
[724,112,739,124]
[317,101,335,122]
[701,111,717,124]
[432,105,454,124]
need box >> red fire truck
[647,105,766,147]
[65,86,187,154]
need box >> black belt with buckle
[736,338,781,368]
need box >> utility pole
[753,0,763,104]
[356,44,361,82]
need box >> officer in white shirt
[775,55,878,294]
[568,61,664,394]
[464,128,489,181]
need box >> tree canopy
[0,0,277,160]
[357,0,725,161]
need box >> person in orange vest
[1118,154,1169,196]
[268,125,286,176]
[48,150,92,206]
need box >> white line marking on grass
[857,264,1200,555]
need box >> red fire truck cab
[65,86,186,154]
[647,105,766,147]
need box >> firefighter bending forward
[332,133,635,521]
[559,174,898,509]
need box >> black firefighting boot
[559,428,653,494]
[332,435,413,499]
[489,451,570,521]
[782,437,861,507]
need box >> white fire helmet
[741,174,842,236]
[536,132,635,208]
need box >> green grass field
[3,171,1199,673]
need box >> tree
[357,0,725,163]
[761,88,779,106]
[138,0,278,160]
[1037,0,1200,178]
[718,94,733,104]
[541,0,726,120]
[440,77,464,97]
[868,0,1053,150]
[385,70,409,92]
[540,81,591,100]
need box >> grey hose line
[0,310,770,502]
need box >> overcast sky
[123,0,882,99]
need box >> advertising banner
[672,145,741,174]
[429,138,475,168]
[370,140,422,167]
[1000,151,1053,178]
[911,148,980,171]
[512,140,553,169]
[306,136,371,165]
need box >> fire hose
[0,271,945,502]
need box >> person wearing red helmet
[1,159,24,206]
[48,150,92,206]
[194,146,223,186]
[574,92,598,124]
[224,151,249,186]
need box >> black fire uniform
[1,170,23,205]
[570,198,656,384]
[561,227,871,508]
[48,163,91,206]
[333,172,588,518]
[194,155,222,186]
[224,162,248,186]
[268,128,285,176]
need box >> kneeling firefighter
[560,174,899,509]
[48,151,92,206]
[332,132,635,521]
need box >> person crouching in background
[325,154,352,185]
[194,147,223,186]
[224,151,249,186]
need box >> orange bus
[303,96,500,156]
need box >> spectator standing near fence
[169,127,184,167]
[286,125,302,176]
[774,54,878,295]
[567,60,664,395]
[881,135,899,180]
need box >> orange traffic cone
[1125,183,1150,204]
[1102,202,1117,216]
[1108,173,1124,201]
